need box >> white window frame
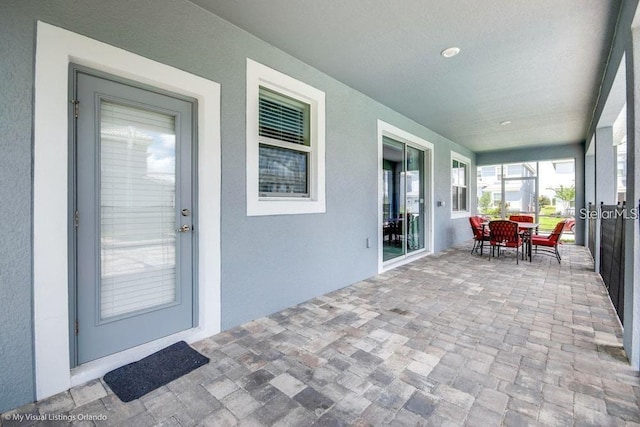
[451,151,471,218]
[33,21,221,400]
[246,59,326,216]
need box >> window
[480,166,495,179]
[259,88,310,196]
[504,162,536,178]
[451,152,470,216]
[247,59,325,216]
[506,164,522,176]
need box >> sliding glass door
[382,137,425,262]
[406,146,425,254]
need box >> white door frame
[501,176,539,220]
[377,120,434,273]
[34,22,221,400]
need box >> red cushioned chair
[530,220,566,263]
[509,215,537,234]
[488,220,523,264]
[469,216,490,255]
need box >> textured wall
[1,0,474,410]
[0,1,37,412]
[624,26,640,369]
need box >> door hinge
[74,320,79,336]
[70,99,79,118]
[74,210,80,228]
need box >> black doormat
[103,341,209,402]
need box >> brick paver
[2,244,639,426]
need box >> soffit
[191,0,621,153]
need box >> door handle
[177,224,191,233]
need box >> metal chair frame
[531,220,566,263]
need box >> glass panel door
[538,159,575,236]
[502,162,537,221]
[406,146,424,253]
[100,101,178,319]
[75,68,195,365]
[477,165,503,220]
[503,177,537,219]
[382,137,425,262]
[382,138,405,261]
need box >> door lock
[177,224,191,233]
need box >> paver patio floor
[3,244,640,426]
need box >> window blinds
[259,87,309,145]
[100,100,178,319]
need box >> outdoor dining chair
[469,216,490,255]
[509,214,537,234]
[530,220,566,263]
[488,220,523,264]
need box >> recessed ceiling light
[441,47,460,58]
[500,120,512,126]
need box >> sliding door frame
[377,120,434,273]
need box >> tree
[550,185,576,216]
[478,191,492,213]
[538,195,551,207]
[550,185,575,203]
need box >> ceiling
[190,0,622,153]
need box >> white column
[595,126,617,205]
[585,140,598,270]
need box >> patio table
[515,222,538,262]
[481,221,538,262]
